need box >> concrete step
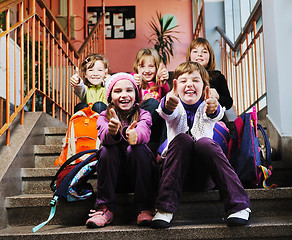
[34,145,62,156]
[0,216,292,240]
[34,156,59,168]
[21,168,97,194]
[6,188,292,226]
[44,127,67,146]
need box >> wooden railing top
[36,0,79,58]
[78,15,103,55]
[215,0,262,51]
[0,0,23,12]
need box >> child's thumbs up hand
[70,67,81,87]
[108,108,121,136]
[165,79,179,112]
[205,86,218,114]
[157,62,169,85]
[126,121,138,145]
[134,73,142,88]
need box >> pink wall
[69,0,194,73]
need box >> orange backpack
[54,106,100,167]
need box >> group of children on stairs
[65,37,251,229]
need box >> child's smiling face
[137,56,157,83]
[85,60,108,86]
[190,45,210,68]
[111,79,136,111]
[176,70,203,105]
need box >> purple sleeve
[207,105,220,119]
[97,111,122,145]
[134,109,152,144]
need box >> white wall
[0,33,21,107]
[262,0,292,136]
[204,0,225,70]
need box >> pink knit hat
[105,72,139,101]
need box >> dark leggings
[140,98,167,154]
[74,101,107,114]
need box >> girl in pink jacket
[86,73,157,228]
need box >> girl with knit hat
[70,53,110,113]
[86,73,158,228]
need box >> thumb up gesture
[126,121,138,145]
[165,80,179,112]
[70,67,81,87]
[157,62,169,85]
[108,108,121,136]
[133,73,143,88]
[205,86,218,114]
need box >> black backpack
[33,149,99,232]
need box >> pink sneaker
[86,205,113,228]
[137,210,154,226]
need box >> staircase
[1,126,292,239]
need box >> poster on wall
[87,6,136,39]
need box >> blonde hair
[133,48,160,91]
[186,38,216,71]
[81,53,110,87]
[173,61,210,100]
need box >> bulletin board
[87,6,136,39]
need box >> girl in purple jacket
[86,73,157,228]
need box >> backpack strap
[257,123,277,188]
[257,123,271,166]
[54,151,98,199]
[32,195,58,233]
[50,149,97,192]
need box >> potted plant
[148,11,179,66]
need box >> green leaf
[147,11,180,65]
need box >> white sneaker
[151,210,173,229]
[227,208,251,226]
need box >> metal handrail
[0,0,105,145]
[193,0,205,38]
[215,0,266,115]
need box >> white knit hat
[105,72,138,101]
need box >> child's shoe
[227,208,251,226]
[86,205,113,228]
[150,209,173,229]
[137,210,154,226]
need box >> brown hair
[80,53,110,87]
[186,38,216,71]
[173,61,210,100]
[133,48,160,91]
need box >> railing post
[59,32,63,122]
[246,33,251,110]
[20,1,24,125]
[51,20,55,117]
[6,8,11,145]
[253,20,259,111]
[31,0,36,112]
[42,8,47,112]
[240,44,245,112]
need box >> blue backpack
[227,108,276,188]
[33,149,99,233]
